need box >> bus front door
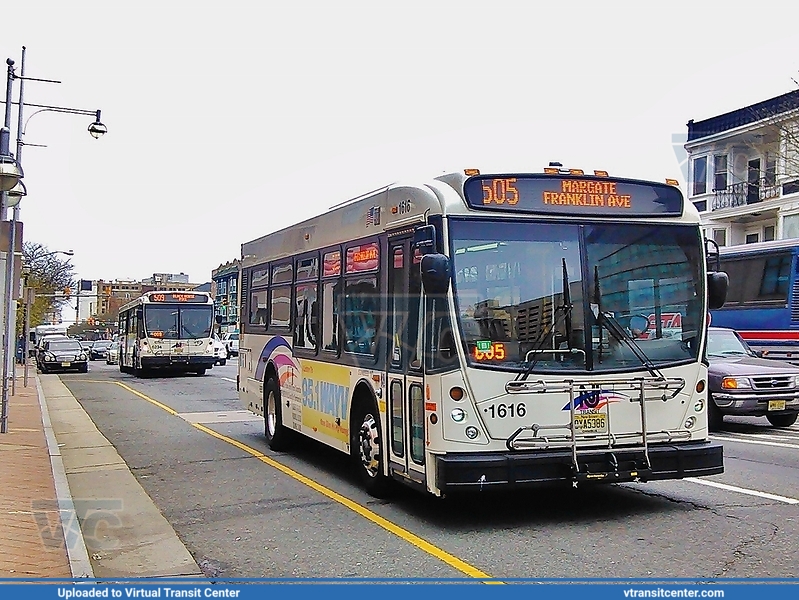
[386,237,427,486]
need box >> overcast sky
[4,1,799,289]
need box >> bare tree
[16,242,76,333]
[742,91,799,184]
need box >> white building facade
[686,89,799,247]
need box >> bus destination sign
[463,175,683,217]
[150,292,207,303]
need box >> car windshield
[48,341,82,352]
[449,219,704,373]
[93,341,111,348]
[706,329,754,357]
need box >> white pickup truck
[222,332,239,358]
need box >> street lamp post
[1,47,106,434]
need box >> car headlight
[79,353,87,360]
[44,353,55,362]
[721,377,751,389]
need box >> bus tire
[766,412,798,428]
[265,378,292,451]
[707,394,723,432]
[351,396,392,498]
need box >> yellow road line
[115,381,179,415]
[110,381,496,581]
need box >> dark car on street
[37,338,89,374]
[707,327,799,430]
[89,340,113,361]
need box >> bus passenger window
[343,278,379,356]
[322,280,340,351]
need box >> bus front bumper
[141,355,216,369]
[435,441,723,492]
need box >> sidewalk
[0,364,203,580]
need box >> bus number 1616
[484,402,527,419]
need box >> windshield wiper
[517,258,574,381]
[592,272,664,378]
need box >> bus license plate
[61,362,71,367]
[573,413,607,433]
[768,400,786,411]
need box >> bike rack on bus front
[504,376,687,483]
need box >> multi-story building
[211,260,240,335]
[141,272,196,292]
[75,274,204,325]
[685,89,799,247]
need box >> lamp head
[88,121,107,139]
[0,127,23,192]
[6,180,26,208]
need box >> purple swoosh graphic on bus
[254,336,293,381]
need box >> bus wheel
[265,378,291,451]
[351,398,392,498]
[707,395,723,432]
[766,412,798,428]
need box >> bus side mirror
[216,315,223,325]
[420,254,451,295]
[136,309,143,319]
[707,271,728,310]
[413,225,437,255]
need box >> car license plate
[573,412,607,433]
[768,400,786,411]
[61,362,71,367]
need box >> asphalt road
[59,361,799,580]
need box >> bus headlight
[684,416,696,429]
[450,408,466,422]
[465,426,480,439]
[694,400,704,412]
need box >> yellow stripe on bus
[112,381,499,582]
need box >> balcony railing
[711,178,780,210]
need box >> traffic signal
[87,317,95,326]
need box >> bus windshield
[144,305,213,340]
[449,219,704,373]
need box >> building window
[745,232,760,244]
[764,225,776,242]
[713,154,727,191]
[692,156,707,196]
[713,229,727,246]
[783,214,799,238]
[765,153,777,186]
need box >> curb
[35,374,94,578]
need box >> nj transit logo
[562,390,628,412]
